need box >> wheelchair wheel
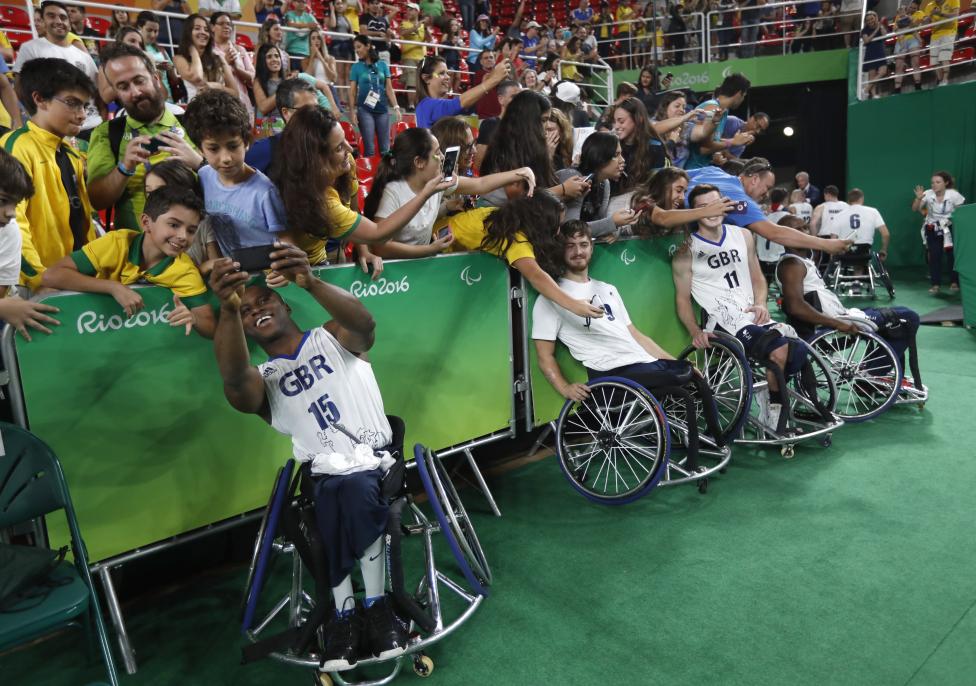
[809,330,901,422]
[679,336,753,442]
[414,445,491,597]
[241,460,295,632]
[786,341,838,419]
[873,253,896,299]
[555,377,670,505]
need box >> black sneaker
[322,610,360,671]
[363,595,410,660]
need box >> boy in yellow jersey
[615,0,637,69]
[1,58,96,290]
[42,186,217,338]
[924,0,960,86]
[398,3,426,110]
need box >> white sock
[359,535,386,601]
[331,575,355,615]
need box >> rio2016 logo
[76,301,173,334]
[349,276,410,298]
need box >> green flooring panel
[3,275,975,686]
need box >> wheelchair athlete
[672,184,809,434]
[775,215,921,381]
[209,244,408,672]
[533,220,725,461]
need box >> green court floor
[4,275,975,686]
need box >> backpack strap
[105,116,128,230]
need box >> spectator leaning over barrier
[174,13,238,100]
[685,160,853,255]
[430,115,478,211]
[211,12,256,122]
[795,170,822,206]
[143,158,216,271]
[467,14,498,68]
[913,170,966,293]
[284,0,320,73]
[684,73,753,170]
[723,112,768,158]
[349,34,399,157]
[137,11,179,102]
[184,89,288,257]
[556,131,640,240]
[0,149,61,340]
[629,167,734,237]
[652,91,718,169]
[14,1,104,142]
[364,127,536,258]
[610,97,670,195]
[270,106,451,267]
[199,0,243,19]
[42,185,215,337]
[87,44,203,233]
[924,0,960,87]
[414,54,509,130]
[2,59,96,290]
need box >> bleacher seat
[236,33,254,51]
[87,15,111,37]
[951,46,974,63]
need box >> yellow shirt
[399,20,426,60]
[1,122,96,289]
[447,207,535,265]
[294,172,361,265]
[617,6,636,34]
[897,10,927,43]
[72,229,210,308]
[343,7,360,34]
[926,0,959,40]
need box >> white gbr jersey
[776,254,866,320]
[690,224,756,334]
[258,327,392,468]
[818,200,850,236]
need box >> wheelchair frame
[823,248,896,300]
[240,445,489,686]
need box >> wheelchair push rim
[809,329,902,422]
[679,336,753,443]
[555,377,670,505]
[413,445,491,597]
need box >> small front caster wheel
[820,434,832,448]
[414,654,434,678]
[314,672,334,686]
[697,478,708,494]
[781,445,795,459]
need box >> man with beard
[86,44,203,231]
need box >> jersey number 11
[723,270,741,289]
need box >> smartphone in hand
[232,244,277,272]
[441,146,460,178]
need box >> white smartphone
[441,146,460,178]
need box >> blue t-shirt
[522,35,540,68]
[571,7,594,23]
[685,166,766,228]
[243,133,281,175]
[722,115,746,157]
[349,60,391,113]
[199,165,287,255]
[415,96,464,129]
[685,98,727,170]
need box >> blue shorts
[729,324,807,375]
[588,359,694,389]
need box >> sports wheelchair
[823,245,895,299]
[680,330,844,459]
[554,361,740,503]
[240,416,490,686]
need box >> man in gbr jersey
[810,185,849,238]
[685,158,853,256]
[775,214,920,369]
[673,184,808,431]
[209,244,408,671]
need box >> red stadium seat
[236,33,255,51]
[951,46,975,63]
[393,120,409,137]
[87,15,111,36]
[0,6,31,29]
[356,156,374,179]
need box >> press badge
[364,89,381,109]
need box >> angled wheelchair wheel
[679,336,753,442]
[242,459,296,633]
[786,341,838,420]
[555,377,670,505]
[873,253,896,299]
[414,445,491,597]
[809,330,901,422]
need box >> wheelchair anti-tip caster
[697,478,708,494]
[781,444,795,459]
[820,434,832,448]
[918,402,925,411]
[413,653,434,677]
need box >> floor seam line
[902,593,976,686]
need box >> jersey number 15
[308,393,341,430]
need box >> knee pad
[785,341,808,376]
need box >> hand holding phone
[441,145,460,179]
[232,244,277,272]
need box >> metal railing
[856,11,976,99]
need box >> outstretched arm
[750,219,852,254]
[512,257,603,319]
[778,259,858,333]
[209,258,269,417]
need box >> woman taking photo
[211,12,256,121]
[414,54,509,129]
[611,96,670,194]
[481,89,589,204]
[652,91,717,169]
[556,131,638,239]
[363,127,536,258]
[349,34,399,157]
[174,13,237,99]
[913,171,967,293]
[270,106,454,265]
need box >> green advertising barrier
[8,252,514,564]
[953,204,976,328]
[615,49,848,92]
[524,237,691,428]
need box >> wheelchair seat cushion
[591,359,695,390]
